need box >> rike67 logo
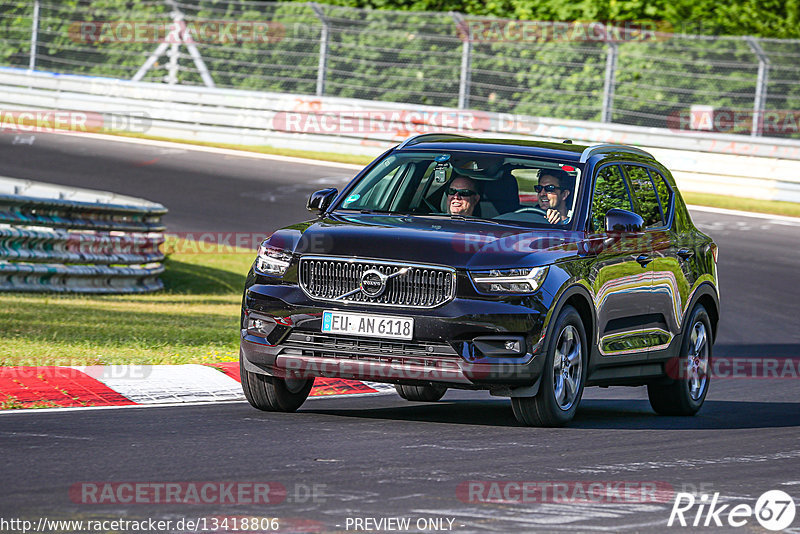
[668,490,796,531]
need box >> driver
[446,176,481,216]
[536,169,573,224]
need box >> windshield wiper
[446,214,502,224]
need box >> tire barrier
[0,177,167,293]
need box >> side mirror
[307,188,338,215]
[605,208,645,233]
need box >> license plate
[321,310,413,340]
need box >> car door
[637,167,694,358]
[622,164,676,354]
[586,164,657,361]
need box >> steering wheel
[514,206,547,216]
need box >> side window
[625,165,664,228]
[649,169,674,225]
[590,165,633,232]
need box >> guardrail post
[451,12,471,109]
[309,3,329,97]
[28,0,39,72]
[601,39,618,123]
[746,37,770,137]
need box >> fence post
[451,12,471,109]
[309,3,329,97]
[746,37,769,137]
[167,43,179,84]
[28,0,40,72]
[165,0,215,88]
[601,39,618,123]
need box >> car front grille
[280,332,461,371]
[298,256,455,308]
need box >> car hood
[267,213,584,269]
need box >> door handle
[636,254,653,268]
[678,248,695,261]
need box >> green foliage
[312,0,800,38]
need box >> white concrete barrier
[2,67,800,202]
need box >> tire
[511,305,587,427]
[395,384,447,402]
[648,305,711,416]
[240,356,314,412]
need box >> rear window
[590,165,633,232]
[649,169,674,225]
[625,164,664,228]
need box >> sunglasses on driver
[534,184,562,193]
[446,188,477,197]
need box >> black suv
[239,134,719,426]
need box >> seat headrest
[479,174,520,215]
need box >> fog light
[247,317,271,335]
[472,336,526,358]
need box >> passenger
[536,169,573,224]
[446,176,481,216]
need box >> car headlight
[255,242,292,276]
[470,266,548,293]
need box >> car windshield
[335,150,583,228]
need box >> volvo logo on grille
[360,269,388,298]
[330,266,411,302]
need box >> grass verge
[682,191,800,218]
[0,238,254,367]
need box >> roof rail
[396,133,470,149]
[579,144,654,163]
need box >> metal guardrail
[0,177,167,293]
[1,68,800,203]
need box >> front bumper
[240,283,551,389]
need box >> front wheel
[395,384,447,402]
[240,357,314,412]
[648,305,711,416]
[511,305,587,427]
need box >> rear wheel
[648,305,711,416]
[512,305,587,427]
[240,357,314,412]
[395,384,447,402]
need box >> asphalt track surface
[1,132,799,533]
